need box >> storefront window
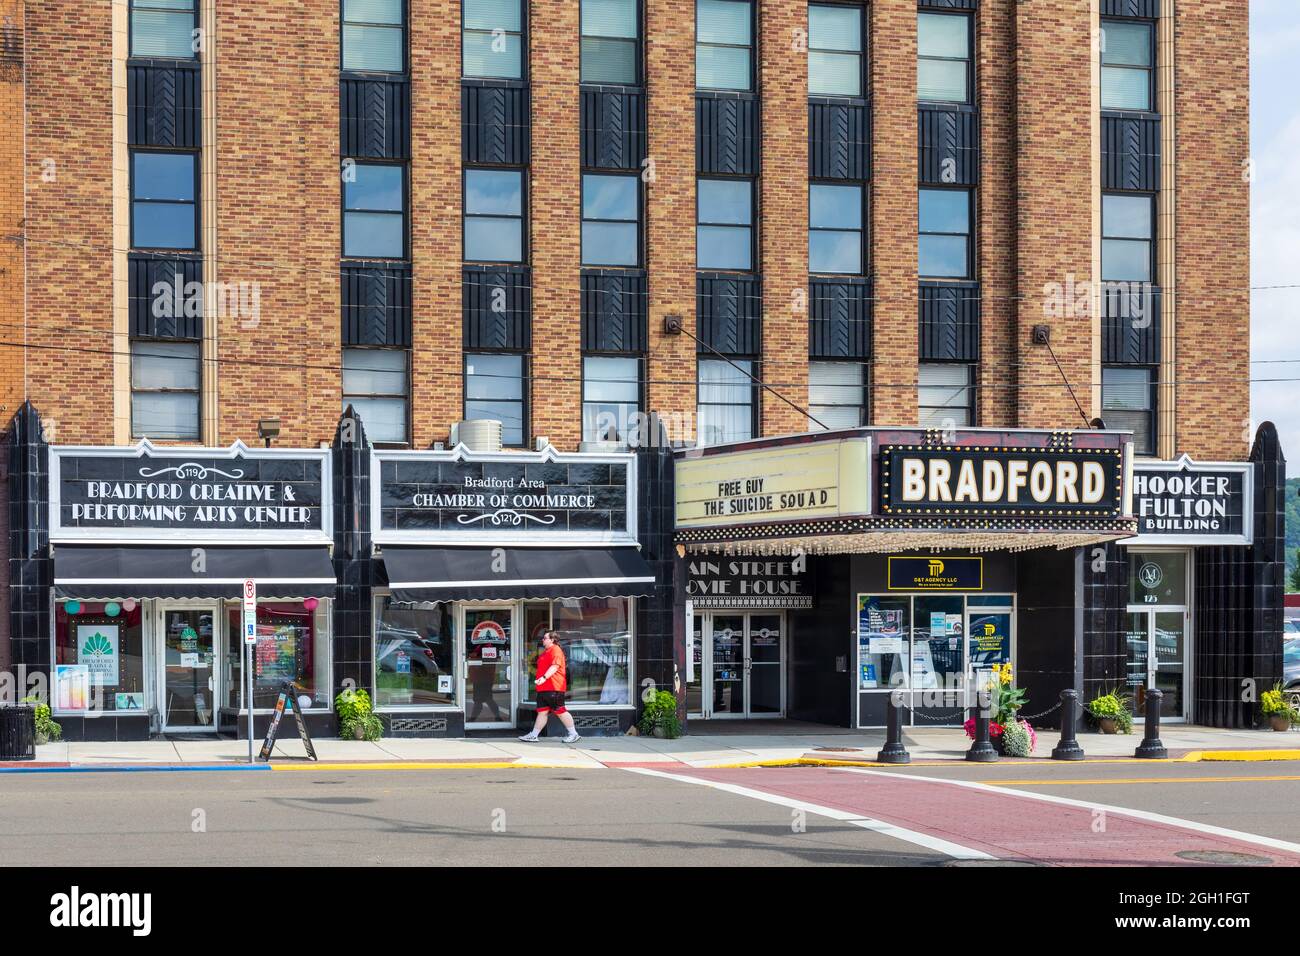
[913,595,964,692]
[226,602,329,710]
[54,601,147,713]
[857,595,910,690]
[373,597,456,708]
[1128,551,1187,605]
[550,598,632,705]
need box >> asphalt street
[2,759,1299,867]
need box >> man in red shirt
[519,630,580,743]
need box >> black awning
[53,546,336,600]
[381,546,658,603]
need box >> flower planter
[1269,714,1292,732]
[1099,717,1119,734]
[653,725,668,739]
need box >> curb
[1186,749,1300,762]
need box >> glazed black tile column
[331,407,372,714]
[1081,541,1128,706]
[7,403,51,685]
[1195,423,1286,727]
[635,430,678,730]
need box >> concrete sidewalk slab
[21,724,1300,771]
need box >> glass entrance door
[161,606,217,731]
[1126,608,1187,720]
[703,612,785,718]
[463,606,515,728]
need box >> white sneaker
[563,732,581,743]
[518,732,540,742]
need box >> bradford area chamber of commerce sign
[674,437,871,530]
[372,445,637,544]
[49,441,331,543]
[1128,456,1253,545]
[686,557,814,609]
[879,444,1125,517]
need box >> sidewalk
[13,724,1300,771]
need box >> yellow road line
[982,774,1300,786]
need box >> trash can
[0,704,37,761]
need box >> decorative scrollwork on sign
[456,510,558,527]
[138,463,246,481]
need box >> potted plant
[637,690,682,739]
[335,688,382,741]
[1261,683,1300,732]
[21,696,61,745]
[964,664,1036,755]
[1086,688,1133,734]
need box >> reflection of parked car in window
[1283,621,1300,707]
[376,621,442,675]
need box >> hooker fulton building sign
[1128,456,1253,546]
[49,440,331,543]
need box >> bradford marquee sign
[372,445,637,545]
[50,440,331,543]
[1127,456,1252,546]
[879,444,1125,517]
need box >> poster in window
[54,664,90,712]
[77,624,120,686]
[969,613,1011,669]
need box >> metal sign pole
[243,578,258,763]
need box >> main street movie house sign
[50,440,331,543]
[879,444,1125,517]
[372,445,638,544]
[1128,456,1253,545]
[686,557,814,609]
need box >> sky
[1249,0,1300,475]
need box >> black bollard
[1134,688,1168,759]
[1051,689,1086,760]
[966,705,998,762]
[876,693,910,764]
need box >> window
[131,151,197,250]
[1102,366,1155,455]
[131,341,200,439]
[374,597,456,708]
[696,0,752,91]
[697,359,754,445]
[809,362,866,428]
[917,11,970,103]
[465,353,527,446]
[130,0,197,59]
[344,163,405,259]
[53,602,146,713]
[1102,193,1154,283]
[919,188,971,279]
[342,0,405,72]
[226,602,331,710]
[582,174,640,267]
[463,0,524,79]
[810,183,864,274]
[465,169,525,262]
[918,363,974,427]
[343,348,409,444]
[809,3,863,97]
[1101,19,1154,111]
[582,0,638,85]
[582,356,641,444]
[697,178,753,271]
[550,599,632,705]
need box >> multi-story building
[1,0,1277,740]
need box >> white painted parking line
[624,766,993,861]
[836,767,1300,857]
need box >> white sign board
[243,578,257,645]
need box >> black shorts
[536,690,567,714]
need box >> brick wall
[869,0,918,425]
[1012,0,1097,430]
[0,0,23,429]
[409,0,462,448]
[1173,0,1249,461]
[759,0,809,436]
[643,0,696,444]
[213,2,340,448]
[23,0,115,444]
[529,0,582,450]
[977,0,1017,427]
